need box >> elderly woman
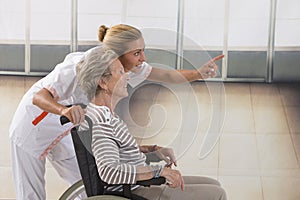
[76,47,227,200]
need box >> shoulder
[86,103,112,124]
[47,52,84,78]
[64,51,85,64]
[79,103,113,132]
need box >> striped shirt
[79,103,146,187]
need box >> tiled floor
[0,75,300,200]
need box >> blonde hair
[76,47,118,101]
[98,24,142,56]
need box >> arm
[33,88,66,116]
[137,165,185,191]
[147,54,224,83]
[32,88,85,124]
[93,132,181,185]
[93,134,152,184]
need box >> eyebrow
[133,48,145,52]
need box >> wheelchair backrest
[70,116,106,197]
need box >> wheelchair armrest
[136,177,166,187]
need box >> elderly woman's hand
[154,146,177,167]
[160,167,185,191]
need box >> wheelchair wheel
[59,180,87,200]
[84,196,129,200]
[59,179,129,200]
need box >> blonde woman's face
[118,37,146,73]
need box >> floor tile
[250,83,282,106]
[278,83,300,106]
[256,135,298,169]
[285,106,300,132]
[219,176,263,200]
[253,105,289,133]
[219,134,259,170]
[222,107,255,133]
[0,76,25,98]
[150,101,184,131]
[224,83,252,108]
[262,176,300,200]
[177,133,219,169]
[290,132,300,166]
[260,168,300,178]
[192,81,226,106]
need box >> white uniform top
[9,48,152,159]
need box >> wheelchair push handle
[60,116,71,125]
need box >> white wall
[2,0,300,48]
[30,0,71,41]
[275,0,300,47]
[0,0,26,41]
[0,0,299,80]
[184,0,225,48]
[228,0,270,48]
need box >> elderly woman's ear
[98,78,108,91]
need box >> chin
[118,92,128,99]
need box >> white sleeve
[127,62,152,88]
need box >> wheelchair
[59,113,166,200]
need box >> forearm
[176,69,203,82]
[147,67,202,84]
[136,165,153,181]
[32,88,66,115]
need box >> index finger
[181,175,185,191]
[211,54,224,62]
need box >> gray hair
[76,47,118,101]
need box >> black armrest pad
[136,177,166,186]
